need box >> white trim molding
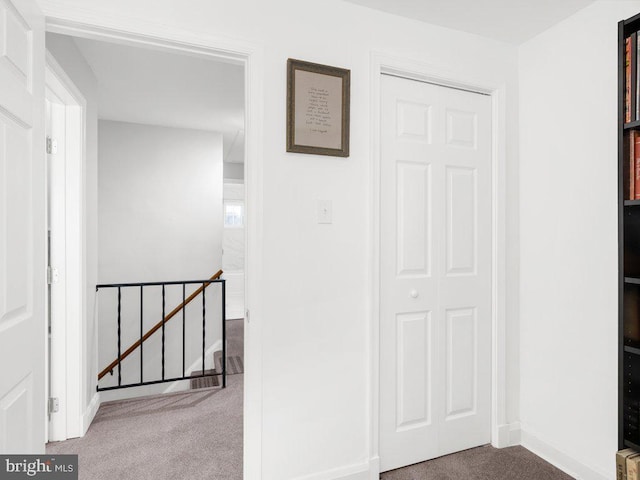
[495,421,521,448]
[42,12,265,477]
[521,428,609,480]
[368,51,510,472]
[82,393,100,435]
[367,457,380,480]
[293,461,372,480]
[509,421,521,446]
[45,51,87,442]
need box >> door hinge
[47,266,59,285]
[48,397,59,414]
[46,136,57,155]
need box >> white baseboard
[520,429,610,480]
[163,339,222,394]
[509,422,521,446]
[493,421,520,448]
[82,392,100,435]
[494,424,510,448]
[368,456,380,480]
[293,461,372,480]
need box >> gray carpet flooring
[381,444,574,480]
[47,375,243,480]
[47,317,571,480]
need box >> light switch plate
[317,200,332,224]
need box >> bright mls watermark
[0,456,77,479]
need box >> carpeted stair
[190,368,219,388]
[190,318,244,390]
[213,350,244,375]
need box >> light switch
[317,200,332,224]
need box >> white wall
[223,182,245,319]
[41,1,521,478]
[98,120,223,283]
[224,162,244,181]
[45,32,100,430]
[223,182,245,272]
[97,120,223,396]
[519,2,640,478]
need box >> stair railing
[96,269,226,391]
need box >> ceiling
[55,34,245,164]
[343,0,597,44]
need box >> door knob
[410,289,418,298]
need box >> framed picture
[286,58,350,157]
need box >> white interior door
[0,0,45,453]
[379,74,492,472]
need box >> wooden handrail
[97,269,223,381]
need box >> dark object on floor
[380,444,574,480]
[189,369,219,388]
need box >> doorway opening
[44,25,254,479]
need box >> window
[224,202,244,227]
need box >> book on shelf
[627,131,638,199]
[635,131,640,199]
[625,32,640,124]
[628,36,632,123]
[626,131,640,200]
[619,449,638,480]
[631,131,636,200]
[637,32,640,120]
[633,33,638,123]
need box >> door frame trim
[369,52,511,475]
[42,15,264,477]
[45,50,86,441]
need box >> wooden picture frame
[286,58,350,157]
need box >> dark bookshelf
[626,440,640,452]
[620,14,640,451]
[626,12,640,26]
